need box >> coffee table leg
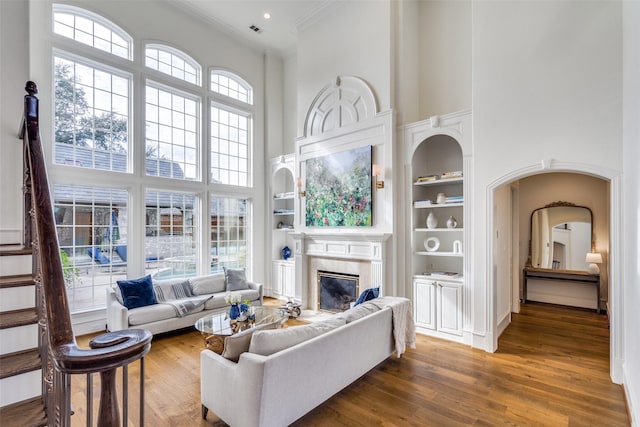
[201,333,225,354]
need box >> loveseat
[200,296,415,427]
[106,271,263,335]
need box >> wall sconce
[297,177,306,197]
[585,252,602,274]
[372,164,384,189]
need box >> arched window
[145,44,201,86]
[53,4,132,60]
[210,70,253,105]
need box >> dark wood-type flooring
[71,301,629,426]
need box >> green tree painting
[305,146,372,227]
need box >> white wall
[418,0,471,118]
[0,0,29,245]
[296,0,392,138]
[282,54,298,154]
[472,0,622,349]
[622,0,640,423]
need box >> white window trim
[210,68,254,106]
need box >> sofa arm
[247,281,263,303]
[105,287,129,332]
[201,350,266,426]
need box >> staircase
[0,246,47,426]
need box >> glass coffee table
[194,306,288,353]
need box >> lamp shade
[585,252,602,264]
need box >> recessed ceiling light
[263,12,271,20]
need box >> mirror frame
[526,201,594,271]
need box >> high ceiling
[171,0,336,56]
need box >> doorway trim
[486,160,623,384]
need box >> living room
[0,0,638,425]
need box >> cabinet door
[283,263,295,299]
[413,279,436,330]
[438,281,463,336]
[272,262,283,296]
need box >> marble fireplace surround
[290,232,391,310]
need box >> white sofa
[106,273,263,335]
[201,297,414,427]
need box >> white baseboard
[623,364,639,426]
[497,312,511,338]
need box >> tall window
[54,185,128,311]
[50,6,254,314]
[145,83,199,180]
[210,196,248,273]
[54,55,131,172]
[145,191,197,279]
[210,105,250,186]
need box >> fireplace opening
[317,270,359,312]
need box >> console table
[523,267,600,313]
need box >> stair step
[0,396,47,427]
[0,253,32,276]
[0,248,32,256]
[0,274,34,288]
[0,323,38,355]
[0,308,38,329]
[0,348,40,380]
[0,281,35,312]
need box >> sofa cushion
[221,321,280,362]
[117,275,157,310]
[224,267,249,291]
[249,317,346,356]
[128,302,178,325]
[204,296,228,310]
[190,273,226,296]
[341,301,382,323]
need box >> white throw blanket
[367,296,416,357]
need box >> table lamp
[585,252,602,274]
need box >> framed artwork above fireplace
[304,145,372,227]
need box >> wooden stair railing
[20,81,153,427]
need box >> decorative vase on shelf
[436,192,447,205]
[281,245,292,260]
[426,211,438,229]
[447,216,458,229]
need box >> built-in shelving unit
[403,113,470,342]
[269,154,296,300]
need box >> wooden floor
[72,302,629,426]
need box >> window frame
[145,43,202,86]
[52,3,133,61]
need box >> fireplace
[317,270,359,312]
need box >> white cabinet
[272,261,295,300]
[413,277,462,338]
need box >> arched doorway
[487,164,623,383]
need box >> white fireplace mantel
[289,232,392,308]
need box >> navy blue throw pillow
[117,275,157,310]
[354,287,380,306]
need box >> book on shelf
[414,200,433,208]
[274,191,295,199]
[445,196,464,203]
[416,175,439,182]
[440,171,463,179]
[423,271,462,279]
